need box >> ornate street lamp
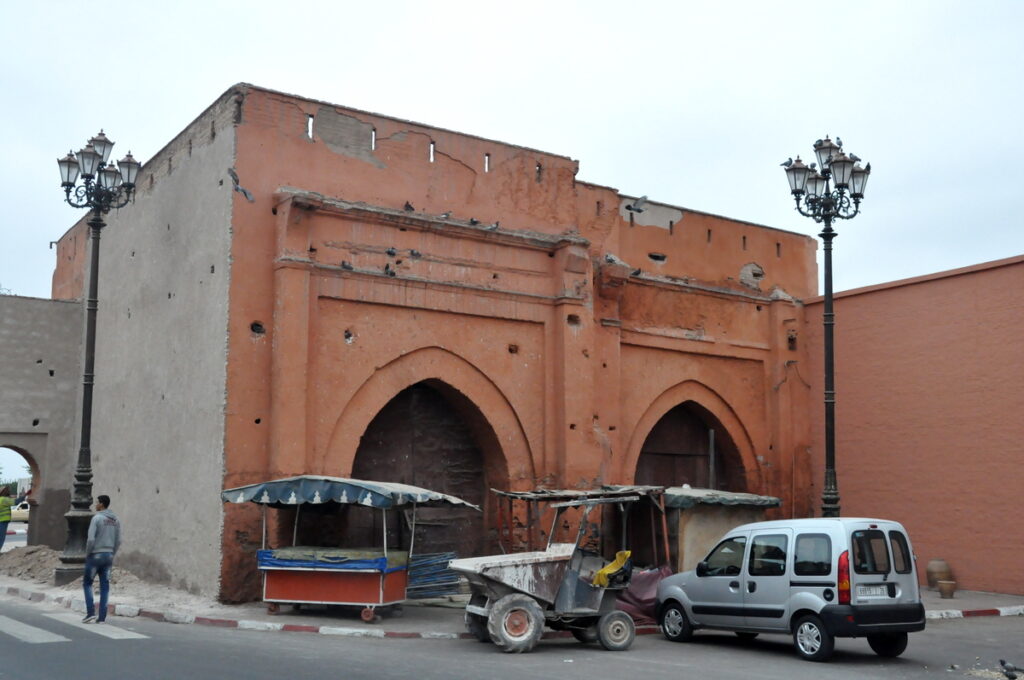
[782,137,870,518]
[53,131,141,585]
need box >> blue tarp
[256,550,406,574]
[221,475,480,510]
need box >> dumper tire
[571,623,599,643]
[597,611,635,651]
[487,594,544,653]
[465,611,491,642]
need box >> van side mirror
[696,561,709,577]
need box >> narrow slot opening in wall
[535,162,543,182]
[648,252,667,262]
[306,114,314,139]
[484,153,490,172]
[629,212,634,227]
[742,235,747,250]
[596,201,602,216]
[776,242,782,257]
[669,220,674,234]
[707,228,712,243]
[429,141,435,163]
[371,128,377,150]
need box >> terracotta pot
[926,558,952,588]
[937,580,957,599]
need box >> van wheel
[867,632,908,658]
[659,602,694,642]
[793,615,834,662]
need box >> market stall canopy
[492,485,663,504]
[663,485,781,510]
[222,475,481,510]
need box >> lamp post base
[53,563,85,586]
[54,507,93,585]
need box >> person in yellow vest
[0,485,28,552]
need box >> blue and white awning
[221,475,480,510]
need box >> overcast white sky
[1,0,1022,305]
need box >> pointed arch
[622,380,759,489]
[322,347,535,486]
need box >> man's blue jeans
[83,552,114,621]
[0,521,8,551]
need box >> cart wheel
[360,607,377,623]
[571,624,599,644]
[266,602,280,615]
[486,594,544,654]
[597,611,635,651]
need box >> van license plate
[857,585,887,597]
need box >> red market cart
[222,475,479,621]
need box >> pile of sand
[0,546,224,615]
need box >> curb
[4,529,27,536]
[4,584,1022,639]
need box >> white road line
[44,613,149,639]
[0,614,69,644]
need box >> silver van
[655,518,925,661]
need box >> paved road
[0,595,1020,680]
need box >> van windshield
[851,529,891,575]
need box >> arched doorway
[1,446,36,552]
[630,401,747,568]
[635,401,746,492]
[347,380,503,559]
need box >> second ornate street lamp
[53,131,141,585]
[782,137,870,518]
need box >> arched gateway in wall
[323,347,534,558]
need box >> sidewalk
[1,574,1022,640]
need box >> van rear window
[889,531,913,574]
[851,529,891,575]
[794,534,831,576]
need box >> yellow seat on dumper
[592,550,632,587]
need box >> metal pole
[54,211,103,585]
[820,216,840,517]
[293,506,300,546]
[708,428,717,490]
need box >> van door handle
[729,581,740,589]
[747,581,757,593]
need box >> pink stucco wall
[805,255,1024,594]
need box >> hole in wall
[272,207,278,215]
[429,141,435,163]
[255,418,261,425]
[742,235,747,250]
[211,120,216,140]
[707,229,712,243]
[756,305,762,311]
[210,265,215,274]
[648,252,667,263]
[508,344,519,354]
[48,370,54,377]
[32,419,39,427]
[569,423,576,430]
[776,242,782,257]
[188,139,192,157]
[484,153,490,172]
[167,157,173,174]
[596,201,602,216]
[344,329,354,344]
[250,322,266,334]
[535,162,543,182]
[669,220,674,234]
[36,359,42,364]
[609,426,616,431]
[492,273,499,279]
[566,314,581,327]
[371,128,376,150]
[787,330,798,351]
[306,114,314,139]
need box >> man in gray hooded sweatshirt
[82,494,121,623]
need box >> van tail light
[838,550,851,605]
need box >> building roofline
[804,253,1024,303]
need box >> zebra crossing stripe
[44,613,149,639]
[0,614,69,643]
